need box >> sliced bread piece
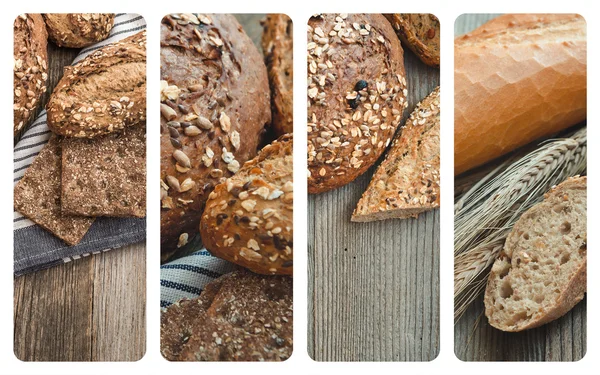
[351,86,440,222]
[484,176,587,332]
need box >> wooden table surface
[14,36,146,362]
[308,33,440,361]
[453,14,586,361]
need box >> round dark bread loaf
[307,13,408,194]
[200,134,293,275]
[13,14,48,136]
[161,269,292,361]
[261,14,293,136]
[385,14,440,68]
[160,14,271,260]
[43,13,114,48]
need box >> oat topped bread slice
[14,135,95,246]
[61,123,146,217]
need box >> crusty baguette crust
[385,14,440,67]
[43,13,114,48]
[454,14,586,175]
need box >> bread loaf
[43,13,114,48]
[307,13,408,194]
[484,176,586,332]
[13,14,48,136]
[200,135,293,275]
[455,14,586,175]
[160,14,270,260]
[352,87,440,221]
[46,30,146,138]
[385,14,440,67]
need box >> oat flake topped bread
[46,30,146,138]
[307,13,408,194]
[160,14,271,260]
[161,269,292,361]
[43,13,115,48]
[384,14,440,68]
[200,134,293,275]
[13,13,48,136]
[352,87,440,222]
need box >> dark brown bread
[43,13,114,48]
[261,14,293,136]
[307,13,408,194]
[201,135,293,275]
[14,14,48,136]
[14,136,95,245]
[161,269,293,361]
[61,123,146,217]
[160,14,271,260]
[385,14,440,67]
[46,30,146,138]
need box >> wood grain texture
[453,13,586,362]
[308,36,440,361]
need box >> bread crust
[385,14,440,67]
[307,13,408,194]
[43,13,114,48]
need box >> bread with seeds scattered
[13,13,48,136]
[352,87,440,221]
[385,14,440,67]
[46,30,146,138]
[43,13,114,48]
[307,13,408,194]
[484,176,586,332]
[160,14,271,261]
[200,134,292,275]
[161,269,292,361]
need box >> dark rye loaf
[44,13,114,48]
[160,14,271,260]
[385,14,440,68]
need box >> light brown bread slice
[484,176,587,332]
[351,86,440,222]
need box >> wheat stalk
[454,127,587,321]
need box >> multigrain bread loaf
[13,14,48,136]
[200,135,293,275]
[352,87,440,222]
[43,13,114,48]
[161,269,293,361]
[160,14,271,260]
[484,176,586,332]
[46,30,146,138]
[261,14,293,136]
[307,13,408,194]
[385,14,440,67]
[455,14,586,175]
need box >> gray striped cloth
[14,14,146,276]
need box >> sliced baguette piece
[484,176,587,332]
[351,87,440,222]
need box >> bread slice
[351,86,440,222]
[484,176,587,332]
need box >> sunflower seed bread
[13,13,48,136]
[385,14,440,68]
[161,269,293,361]
[160,14,271,260]
[484,176,586,332]
[46,30,146,138]
[43,13,114,48]
[261,14,293,136]
[200,135,293,275]
[352,86,440,221]
[307,13,408,194]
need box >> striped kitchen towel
[13,14,146,276]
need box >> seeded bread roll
[200,135,293,275]
[261,14,293,136]
[385,14,440,67]
[161,269,293,361]
[13,14,48,136]
[307,13,408,194]
[484,176,586,332]
[160,14,271,260]
[43,13,114,48]
[352,87,440,221]
[46,30,146,138]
